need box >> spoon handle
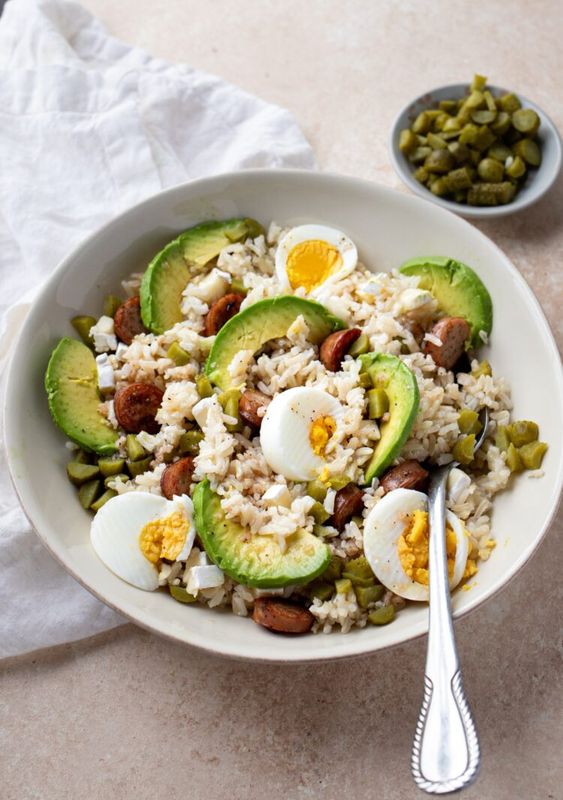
[411,466,480,794]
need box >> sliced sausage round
[319,328,362,372]
[203,292,245,336]
[332,483,364,531]
[114,296,146,345]
[114,382,164,434]
[160,456,195,500]
[423,317,471,370]
[239,390,271,429]
[252,598,314,634]
[379,460,429,494]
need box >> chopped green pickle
[490,111,511,136]
[169,585,197,604]
[368,605,396,626]
[507,420,539,447]
[78,479,102,509]
[179,430,204,455]
[412,111,433,134]
[98,457,126,477]
[312,523,331,538]
[477,158,504,183]
[335,578,353,595]
[167,342,191,366]
[219,388,242,432]
[310,501,331,524]
[512,108,540,136]
[91,489,117,511]
[452,434,476,465]
[471,109,496,125]
[409,146,432,164]
[306,479,328,503]
[126,456,152,477]
[71,315,96,346]
[495,426,511,452]
[506,443,523,473]
[306,580,334,602]
[72,449,94,464]
[458,409,482,435]
[427,132,447,150]
[399,128,418,155]
[341,555,375,585]
[196,374,214,398]
[327,474,352,491]
[322,556,344,582]
[230,277,247,295]
[367,388,389,419]
[103,294,122,318]
[512,138,541,167]
[358,372,372,389]
[348,332,370,357]
[356,584,385,609]
[472,360,492,378]
[499,93,521,114]
[67,462,100,486]
[471,74,487,92]
[506,156,526,179]
[126,434,147,462]
[424,149,454,174]
[519,441,548,470]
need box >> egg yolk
[397,509,470,585]
[309,415,337,457]
[139,511,189,564]
[286,240,342,292]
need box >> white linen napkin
[0,0,314,658]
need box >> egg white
[90,492,195,591]
[363,488,469,601]
[260,387,343,481]
[275,224,358,296]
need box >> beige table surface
[2,2,562,798]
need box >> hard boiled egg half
[260,386,343,481]
[363,488,475,601]
[276,224,358,296]
[91,492,196,591]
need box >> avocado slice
[360,353,419,483]
[205,296,347,390]
[45,337,118,455]
[399,256,493,348]
[140,217,264,335]
[193,480,331,588]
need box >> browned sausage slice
[379,460,429,494]
[252,598,315,634]
[239,390,271,429]
[114,296,146,345]
[203,292,245,336]
[423,317,471,370]
[160,456,195,499]
[319,328,362,372]
[114,382,164,434]
[332,483,364,531]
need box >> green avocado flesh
[205,296,347,390]
[193,480,331,588]
[399,256,493,348]
[360,353,419,483]
[45,337,118,455]
[140,217,264,334]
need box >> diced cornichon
[140,218,264,334]
[193,480,331,588]
[45,337,118,455]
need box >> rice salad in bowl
[44,217,549,636]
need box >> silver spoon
[411,407,489,794]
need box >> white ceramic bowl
[389,83,562,219]
[4,170,563,662]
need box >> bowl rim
[4,168,563,662]
[389,82,563,219]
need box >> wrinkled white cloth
[0,0,314,658]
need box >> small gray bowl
[389,83,562,219]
